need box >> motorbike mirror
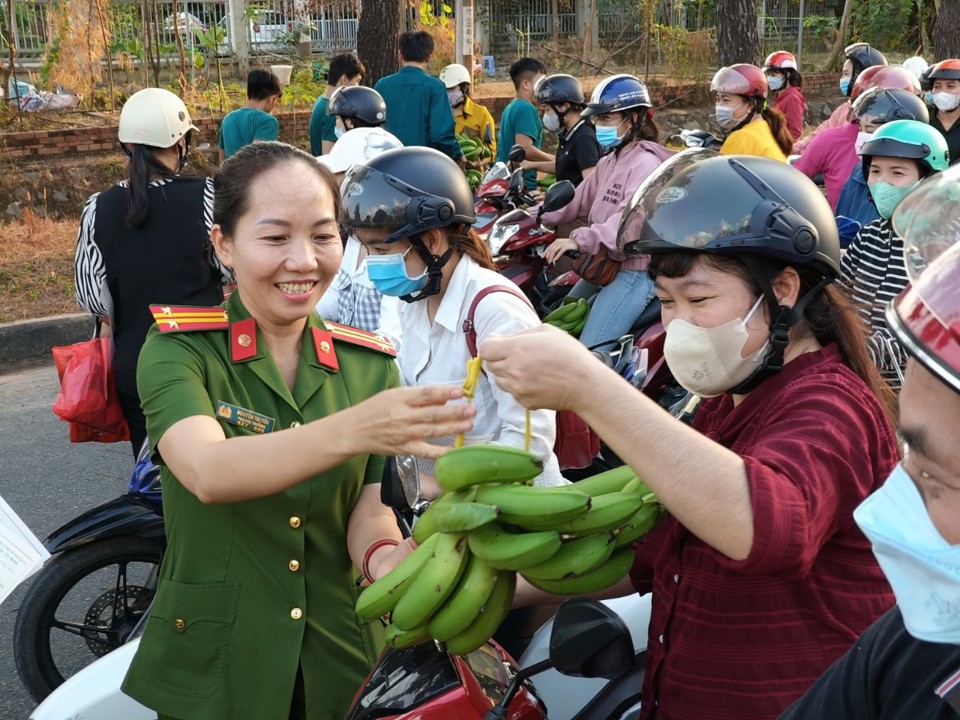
[379,455,421,513]
[541,179,575,213]
[548,598,635,680]
[507,144,526,163]
[508,168,524,196]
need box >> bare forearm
[575,365,754,560]
[347,491,404,574]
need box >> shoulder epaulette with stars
[150,305,229,333]
[325,322,396,357]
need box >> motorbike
[474,145,529,240]
[30,457,652,720]
[14,442,165,702]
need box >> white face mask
[542,110,561,132]
[447,88,465,107]
[933,91,960,113]
[854,130,872,155]
[855,462,960,644]
[715,103,745,130]
[663,295,768,398]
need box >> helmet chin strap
[399,234,454,303]
[729,256,833,394]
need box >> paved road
[0,360,131,720]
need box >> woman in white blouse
[341,146,564,490]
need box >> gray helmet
[327,86,387,127]
[340,147,476,243]
[534,74,585,106]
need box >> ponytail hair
[755,100,794,155]
[447,223,497,270]
[125,143,181,229]
[615,110,660,158]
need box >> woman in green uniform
[120,141,475,720]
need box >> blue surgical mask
[767,75,784,92]
[595,117,626,149]
[869,180,918,219]
[840,77,851,96]
[715,104,744,130]
[855,462,960,644]
[334,125,345,139]
[365,247,428,298]
[925,90,935,105]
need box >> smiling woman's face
[212,159,342,331]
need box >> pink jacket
[793,101,852,154]
[792,122,859,210]
[541,140,675,270]
[772,85,806,141]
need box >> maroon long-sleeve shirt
[631,344,898,720]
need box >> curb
[0,314,95,368]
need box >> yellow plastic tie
[524,409,531,453]
[456,356,484,448]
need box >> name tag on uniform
[215,401,276,434]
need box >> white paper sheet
[0,493,50,606]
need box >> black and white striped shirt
[74,176,230,317]
[839,218,908,390]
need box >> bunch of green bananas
[355,444,665,656]
[457,132,491,162]
[465,168,484,191]
[543,297,590,337]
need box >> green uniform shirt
[218,107,280,159]
[309,95,337,155]
[122,291,397,720]
[374,66,463,161]
[496,98,543,190]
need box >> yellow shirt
[455,96,497,157]
[720,118,788,162]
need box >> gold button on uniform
[289,516,301,528]
[290,421,301,428]
[288,559,300,572]
[237,333,252,347]
[175,618,186,630]
[291,608,303,620]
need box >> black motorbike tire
[13,535,161,702]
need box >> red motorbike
[487,176,580,316]
[474,145,529,240]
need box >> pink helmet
[710,64,768,98]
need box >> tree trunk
[356,0,401,86]
[934,0,960,58]
[716,0,760,66]
[824,0,854,71]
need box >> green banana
[613,502,664,548]
[391,532,470,630]
[574,466,650,498]
[468,522,562,571]
[537,491,645,535]
[474,483,591,526]
[444,570,516,656]
[521,532,616,581]
[355,533,440,620]
[427,552,499,641]
[544,302,578,323]
[412,489,475,544]
[435,445,543,492]
[385,621,430,649]
[432,501,501,533]
[525,546,635,595]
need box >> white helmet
[439,63,471,89]
[317,127,403,174]
[118,88,198,148]
[901,55,929,79]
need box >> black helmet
[340,147,476,244]
[618,150,840,278]
[534,74,585,106]
[327,86,387,127]
[581,74,651,117]
[852,86,929,126]
[844,42,888,74]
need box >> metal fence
[0,0,359,61]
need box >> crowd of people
[70,29,960,720]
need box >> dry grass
[0,212,78,323]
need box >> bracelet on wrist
[362,539,400,581]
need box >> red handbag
[463,286,600,471]
[51,322,130,444]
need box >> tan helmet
[439,63,471,89]
[118,88,198,148]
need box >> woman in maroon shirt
[763,51,807,141]
[481,150,898,720]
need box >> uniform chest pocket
[137,580,241,697]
